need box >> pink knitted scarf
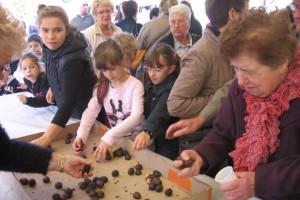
[229,49,300,172]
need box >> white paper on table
[0,92,79,138]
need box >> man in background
[71,0,95,31]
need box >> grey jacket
[167,27,234,120]
[137,15,170,60]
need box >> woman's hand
[63,154,94,178]
[17,94,28,103]
[173,150,203,178]
[166,115,206,139]
[133,132,150,151]
[46,88,55,104]
[17,83,28,90]
[48,153,94,178]
[219,172,255,200]
[72,138,87,153]
[94,140,112,161]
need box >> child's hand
[94,140,112,162]
[17,94,28,103]
[72,138,86,153]
[17,83,28,90]
[133,131,150,151]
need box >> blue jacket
[115,18,142,37]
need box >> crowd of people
[1,0,300,199]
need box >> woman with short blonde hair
[83,0,123,58]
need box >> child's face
[101,64,127,86]
[146,56,172,85]
[28,41,43,57]
[39,17,67,50]
[20,58,41,83]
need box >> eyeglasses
[97,9,112,15]
[143,66,169,73]
[169,19,188,26]
[289,3,300,12]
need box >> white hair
[169,4,191,20]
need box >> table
[0,92,79,139]
[0,93,224,200]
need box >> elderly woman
[0,3,93,178]
[174,8,300,200]
[83,0,123,53]
[158,4,201,58]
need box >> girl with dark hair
[133,44,180,160]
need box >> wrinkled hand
[220,172,255,200]
[31,136,50,147]
[94,140,112,161]
[173,150,203,178]
[166,115,206,139]
[72,138,87,153]
[17,83,28,90]
[63,155,94,178]
[133,132,150,151]
[46,88,55,104]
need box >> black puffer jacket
[142,74,179,160]
[43,28,97,126]
[158,32,201,51]
[23,74,50,107]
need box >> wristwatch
[143,129,153,139]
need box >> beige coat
[167,27,234,120]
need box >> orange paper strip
[168,169,191,192]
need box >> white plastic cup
[215,166,262,200]
[215,166,238,184]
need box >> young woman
[0,3,93,178]
[32,5,97,147]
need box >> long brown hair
[93,39,124,103]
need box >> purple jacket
[193,79,300,199]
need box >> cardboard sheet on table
[14,122,211,200]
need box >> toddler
[17,52,49,107]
